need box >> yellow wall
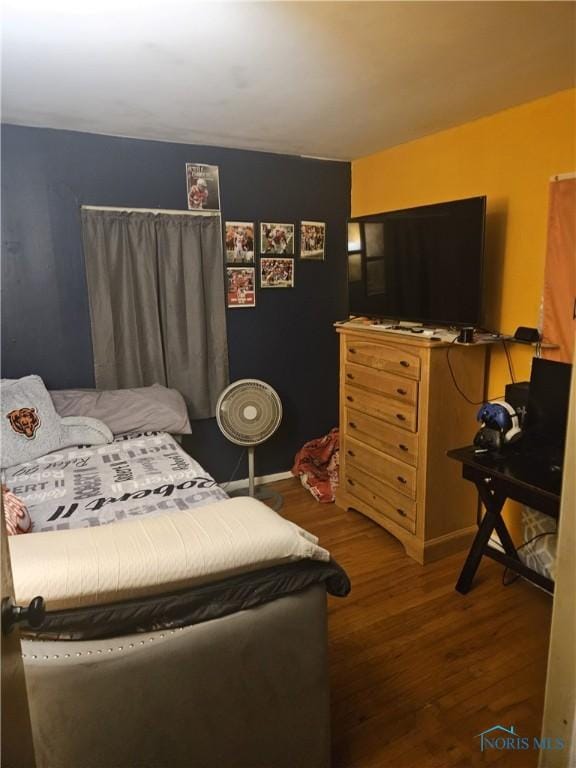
[352,89,576,537]
[352,88,576,397]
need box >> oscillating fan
[216,379,283,507]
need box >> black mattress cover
[24,558,351,641]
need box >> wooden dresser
[335,322,488,564]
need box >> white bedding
[9,496,330,610]
[5,433,330,611]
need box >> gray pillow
[1,377,114,469]
[50,383,192,435]
[1,375,62,468]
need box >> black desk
[448,446,561,594]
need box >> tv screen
[347,196,486,326]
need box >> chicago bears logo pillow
[7,407,41,439]
[1,376,61,468]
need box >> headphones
[474,401,522,450]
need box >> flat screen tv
[347,196,486,326]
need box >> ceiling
[2,1,575,160]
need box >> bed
[3,396,349,768]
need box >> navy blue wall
[1,125,350,481]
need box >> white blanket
[9,496,330,611]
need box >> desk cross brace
[455,476,555,595]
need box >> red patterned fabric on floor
[292,428,339,503]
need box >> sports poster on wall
[225,222,255,263]
[226,267,256,308]
[260,223,294,255]
[260,257,294,288]
[300,221,326,260]
[186,163,221,211]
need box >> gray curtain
[82,209,229,419]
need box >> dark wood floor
[273,477,552,768]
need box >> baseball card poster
[260,257,294,288]
[225,222,255,263]
[227,267,256,308]
[300,221,326,260]
[186,163,221,211]
[260,223,294,255]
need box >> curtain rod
[550,172,576,182]
[81,205,221,217]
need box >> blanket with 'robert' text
[2,432,227,532]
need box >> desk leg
[455,490,505,595]
[493,515,521,561]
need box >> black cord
[446,335,517,405]
[502,569,520,586]
[221,448,247,491]
[446,337,505,405]
[502,340,516,383]
[501,530,557,586]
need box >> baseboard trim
[225,471,294,492]
[422,525,478,563]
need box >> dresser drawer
[345,464,416,533]
[345,407,418,467]
[344,384,417,432]
[344,436,417,499]
[345,339,421,380]
[343,362,418,406]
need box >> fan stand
[229,446,284,512]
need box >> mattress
[9,495,331,611]
[2,431,228,532]
[6,431,347,637]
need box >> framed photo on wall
[186,163,221,212]
[300,221,326,260]
[227,266,256,308]
[225,222,254,263]
[260,223,294,255]
[260,257,294,288]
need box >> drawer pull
[346,395,354,402]
[398,444,408,452]
[400,360,410,368]
[396,388,407,396]
[347,479,355,486]
[349,422,357,429]
[347,373,354,380]
[349,348,357,354]
[396,414,406,422]
[396,508,407,517]
[397,476,407,485]
[347,450,355,457]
